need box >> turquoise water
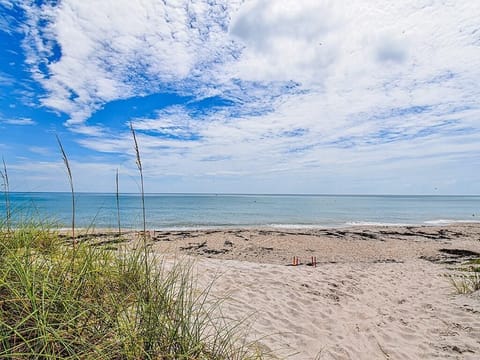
[1,193,479,229]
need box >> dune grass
[0,128,266,359]
[1,157,10,231]
[116,168,121,236]
[0,223,264,359]
[130,123,146,244]
[451,273,480,294]
[56,135,76,244]
[450,259,480,294]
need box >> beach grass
[56,135,76,244]
[0,128,266,359]
[451,274,480,294]
[466,258,480,266]
[1,157,11,231]
[0,222,265,359]
[450,265,480,294]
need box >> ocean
[1,192,479,229]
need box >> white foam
[423,219,480,225]
[345,221,412,227]
[267,224,328,229]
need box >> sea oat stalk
[130,122,146,241]
[1,157,11,231]
[56,135,76,244]
[116,168,121,235]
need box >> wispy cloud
[0,72,14,86]
[1,117,36,125]
[28,146,51,156]
[18,0,246,124]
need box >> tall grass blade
[55,135,75,244]
[130,122,150,315]
[1,157,11,231]
[116,168,121,235]
[130,122,146,241]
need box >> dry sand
[89,224,480,359]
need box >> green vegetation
[56,135,76,244]
[451,272,480,294]
[0,223,264,359]
[1,158,10,231]
[130,123,147,244]
[466,258,480,267]
[116,168,121,236]
[451,259,480,294]
[0,130,266,359]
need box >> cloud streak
[1,117,36,125]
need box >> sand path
[195,258,480,359]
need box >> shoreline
[57,219,480,232]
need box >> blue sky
[0,0,479,194]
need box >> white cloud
[1,117,36,125]
[28,146,51,156]
[20,0,243,125]
[375,35,408,64]
[0,0,13,8]
[229,0,341,84]
[132,106,200,139]
[0,72,14,86]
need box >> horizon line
[6,191,480,197]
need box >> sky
[0,0,479,194]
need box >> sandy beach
[90,224,480,359]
